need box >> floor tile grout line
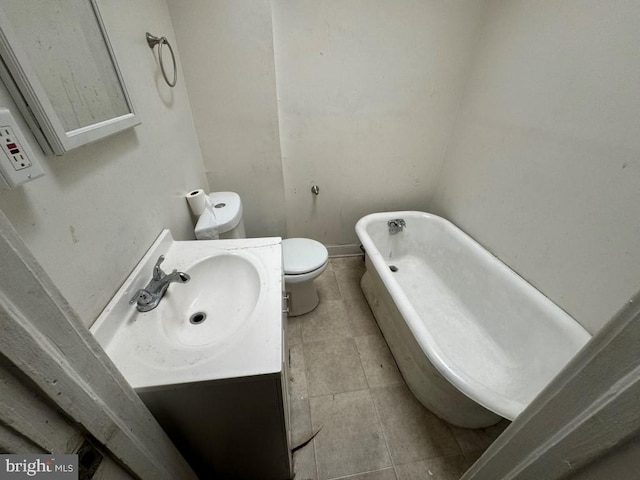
[294,337,317,479]
[325,466,397,480]
[391,450,474,468]
[312,436,320,480]
[306,380,320,480]
[392,464,400,480]
[306,385,375,400]
[442,420,464,457]
[451,426,466,456]
[369,385,395,470]
[354,334,376,392]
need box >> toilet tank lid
[208,192,242,230]
[282,238,328,274]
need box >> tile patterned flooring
[287,256,509,480]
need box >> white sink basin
[91,230,283,390]
[161,254,261,348]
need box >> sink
[91,230,283,390]
[91,230,291,479]
[160,254,261,348]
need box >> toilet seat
[282,238,328,275]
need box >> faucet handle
[153,255,166,280]
[129,288,153,306]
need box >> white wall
[272,0,488,246]
[0,0,208,326]
[167,0,488,246]
[434,0,640,333]
[167,0,287,238]
[19,0,633,335]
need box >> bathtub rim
[355,211,591,420]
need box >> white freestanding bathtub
[356,212,591,428]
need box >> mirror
[0,0,139,155]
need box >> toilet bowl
[193,192,328,316]
[282,238,328,317]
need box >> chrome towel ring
[146,32,177,87]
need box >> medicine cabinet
[0,0,139,155]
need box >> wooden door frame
[0,210,196,480]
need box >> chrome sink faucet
[129,255,190,312]
[388,218,406,235]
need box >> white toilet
[194,192,328,316]
[281,237,328,316]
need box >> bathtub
[355,212,591,428]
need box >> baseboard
[326,243,363,257]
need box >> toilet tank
[195,192,246,240]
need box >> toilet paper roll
[186,189,206,216]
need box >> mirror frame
[0,0,140,155]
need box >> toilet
[194,192,328,316]
[281,238,328,316]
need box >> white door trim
[0,211,196,480]
[464,294,640,479]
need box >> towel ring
[146,32,177,87]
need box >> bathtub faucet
[388,219,406,235]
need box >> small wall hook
[311,185,320,195]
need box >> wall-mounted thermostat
[0,108,44,188]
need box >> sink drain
[189,312,207,325]
[389,265,398,272]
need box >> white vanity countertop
[91,230,283,391]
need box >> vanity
[91,231,291,479]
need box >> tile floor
[287,256,509,480]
